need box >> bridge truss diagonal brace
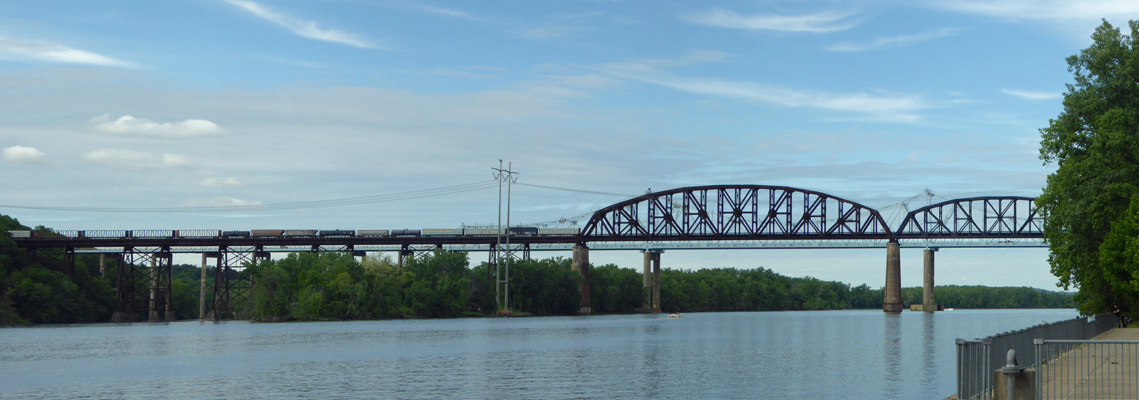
[208,246,265,321]
[112,247,174,322]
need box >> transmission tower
[492,160,518,315]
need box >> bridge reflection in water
[9,185,1044,321]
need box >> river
[0,309,1077,399]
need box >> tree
[1038,19,1139,315]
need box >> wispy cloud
[924,0,1139,23]
[598,54,927,122]
[82,149,194,170]
[0,37,136,68]
[3,145,48,164]
[200,177,244,188]
[518,25,593,39]
[224,0,379,49]
[184,196,263,207]
[90,114,223,137]
[1001,88,1061,100]
[681,9,859,33]
[827,28,962,52]
[412,4,480,21]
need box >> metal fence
[957,314,1116,400]
[1035,339,1139,399]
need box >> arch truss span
[895,196,1043,239]
[581,185,893,242]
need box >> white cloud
[0,37,136,68]
[827,28,962,52]
[184,196,263,207]
[681,9,859,33]
[599,57,927,122]
[1001,88,1061,100]
[2,145,48,164]
[89,114,222,137]
[81,149,194,170]
[200,177,244,188]
[224,0,380,49]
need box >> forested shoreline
[1,214,1074,324]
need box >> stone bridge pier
[884,241,902,313]
[572,244,591,315]
[643,249,662,313]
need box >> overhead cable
[0,181,499,213]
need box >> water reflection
[883,314,902,399]
[921,312,939,398]
[0,309,1080,399]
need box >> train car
[423,228,462,236]
[176,230,222,238]
[508,227,539,236]
[84,230,128,239]
[132,230,175,238]
[222,230,251,237]
[356,230,390,237]
[251,230,285,237]
[283,230,318,237]
[318,230,355,237]
[464,228,505,236]
[7,230,31,238]
[538,228,580,236]
[391,229,421,237]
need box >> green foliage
[651,267,864,312]
[901,286,1074,309]
[0,215,115,324]
[507,258,581,315]
[246,250,478,321]
[1038,19,1139,315]
[589,264,643,313]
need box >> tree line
[227,252,1078,320]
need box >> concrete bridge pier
[884,241,902,313]
[572,244,591,315]
[643,250,662,313]
[199,253,208,320]
[923,248,938,312]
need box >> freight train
[7,227,580,240]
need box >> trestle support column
[884,241,902,313]
[572,245,591,315]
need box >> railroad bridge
[8,184,1044,320]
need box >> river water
[0,309,1077,399]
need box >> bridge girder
[895,196,1043,239]
[581,185,894,242]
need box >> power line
[515,182,637,197]
[0,181,499,213]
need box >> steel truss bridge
[9,184,1045,320]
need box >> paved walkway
[1037,326,1139,399]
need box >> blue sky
[3,0,1137,290]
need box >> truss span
[581,185,893,242]
[895,196,1043,239]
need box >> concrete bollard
[993,349,1035,400]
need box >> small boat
[668,313,682,319]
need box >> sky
[3,0,1137,291]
